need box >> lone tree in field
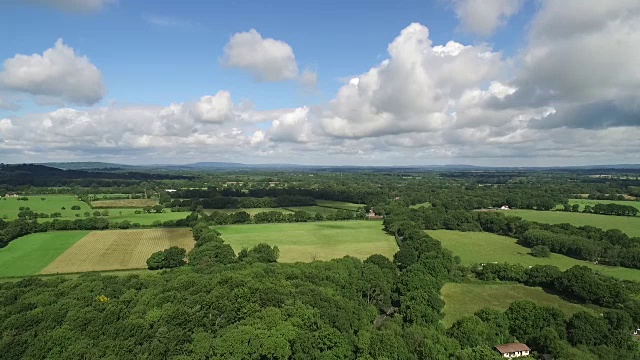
[531,245,551,258]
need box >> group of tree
[447,301,636,360]
[140,205,164,214]
[586,203,638,216]
[473,263,633,310]
[587,193,627,200]
[17,209,63,220]
[146,247,187,270]
[165,195,316,211]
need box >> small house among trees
[500,205,511,210]
[366,208,383,220]
[494,343,530,358]
[4,192,19,198]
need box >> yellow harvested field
[40,228,194,274]
[91,198,159,208]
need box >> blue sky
[0,0,638,165]
[0,0,531,112]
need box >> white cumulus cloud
[222,29,299,82]
[320,23,503,138]
[192,91,235,123]
[0,39,106,105]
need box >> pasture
[441,282,592,327]
[506,209,640,237]
[427,230,640,281]
[211,208,294,215]
[40,228,194,274]
[283,206,342,215]
[0,195,90,220]
[90,198,159,208]
[315,200,364,211]
[216,221,397,262]
[0,231,89,277]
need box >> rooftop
[495,343,531,354]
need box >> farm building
[494,343,530,358]
[4,192,19,198]
[366,209,383,220]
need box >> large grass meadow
[441,282,593,327]
[0,231,89,277]
[506,209,640,236]
[427,230,640,281]
[0,195,90,219]
[216,221,397,262]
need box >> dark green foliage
[188,241,237,266]
[452,346,503,360]
[591,203,638,217]
[446,316,489,349]
[145,246,186,270]
[566,312,610,346]
[238,243,280,263]
[524,264,562,287]
[146,251,166,270]
[531,245,551,257]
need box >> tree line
[0,214,200,248]
[385,206,640,270]
[164,195,317,211]
[588,203,639,216]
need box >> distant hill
[29,161,640,171]
[39,162,138,170]
[0,164,192,186]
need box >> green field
[507,210,640,237]
[315,200,364,211]
[561,199,640,211]
[0,231,89,277]
[216,221,397,262]
[410,202,432,209]
[211,208,294,215]
[283,206,340,215]
[89,193,133,199]
[442,282,592,327]
[92,208,190,225]
[427,230,640,281]
[0,195,90,220]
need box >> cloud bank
[2,1,640,166]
